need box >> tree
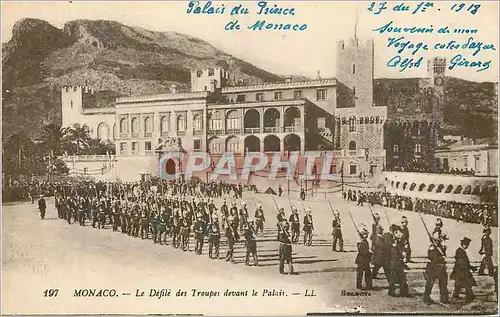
[68,124,91,154]
[84,138,116,155]
[41,123,71,155]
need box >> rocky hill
[2,18,498,142]
[2,18,283,138]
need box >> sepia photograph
[1,1,499,315]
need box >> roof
[437,139,498,152]
[221,78,337,93]
[115,91,209,104]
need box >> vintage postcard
[1,0,498,315]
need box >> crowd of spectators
[344,189,497,227]
[388,159,477,176]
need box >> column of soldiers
[52,180,261,267]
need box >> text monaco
[158,151,347,181]
[74,289,118,297]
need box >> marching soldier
[303,208,314,246]
[225,216,236,263]
[208,216,221,259]
[194,212,205,255]
[371,226,389,281]
[277,207,286,240]
[278,220,293,274]
[300,188,306,201]
[423,231,449,304]
[244,220,258,266]
[388,226,410,297]
[401,216,412,262]
[98,205,106,229]
[180,212,191,251]
[171,209,181,249]
[254,204,265,235]
[230,202,239,234]
[120,204,128,234]
[356,229,373,290]
[140,210,149,239]
[278,185,283,197]
[112,206,120,232]
[371,213,382,247]
[332,210,344,252]
[451,237,477,302]
[478,227,494,276]
[239,202,249,232]
[289,207,300,244]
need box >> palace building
[61,37,389,181]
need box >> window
[474,156,480,170]
[236,94,246,103]
[208,68,215,76]
[120,118,127,133]
[131,117,139,133]
[330,165,337,174]
[177,115,186,132]
[256,93,263,102]
[226,110,240,130]
[204,86,207,91]
[349,141,356,150]
[348,116,356,132]
[84,168,88,175]
[415,143,422,154]
[349,164,357,175]
[70,100,73,108]
[353,86,356,96]
[393,144,399,153]
[463,156,468,167]
[194,139,201,151]
[274,91,283,100]
[193,114,203,131]
[197,70,203,77]
[208,138,222,153]
[352,63,356,74]
[316,88,327,101]
[317,117,326,129]
[160,116,169,132]
[226,137,240,152]
[132,142,139,154]
[144,116,153,133]
[210,111,223,130]
[294,90,303,99]
[145,141,152,152]
[120,142,127,154]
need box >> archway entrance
[166,159,176,175]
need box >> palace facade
[60,37,389,181]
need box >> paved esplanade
[2,193,497,315]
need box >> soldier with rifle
[208,215,221,259]
[244,220,258,266]
[276,207,286,240]
[303,207,314,246]
[224,215,237,263]
[194,212,206,255]
[273,197,293,274]
[401,216,412,263]
[348,210,372,289]
[254,203,265,236]
[180,211,191,251]
[171,208,181,249]
[328,201,344,252]
[388,226,410,297]
[421,210,450,304]
[371,226,389,282]
[289,206,300,244]
[239,202,249,232]
[38,194,46,220]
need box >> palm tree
[41,123,71,155]
[68,124,91,154]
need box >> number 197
[44,289,59,297]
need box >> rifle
[382,208,391,227]
[328,200,341,224]
[348,210,362,236]
[418,212,445,256]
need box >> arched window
[193,114,203,131]
[427,184,435,192]
[131,117,139,133]
[210,111,223,131]
[226,110,240,130]
[436,184,444,193]
[226,136,240,152]
[120,118,127,133]
[415,143,422,154]
[144,116,153,133]
[160,116,169,132]
[445,185,453,193]
[208,137,221,154]
[348,141,356,150]
[359,117,364,124]
[349,116,356,132]
[177,115,186,132]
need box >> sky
[2,1,499,82]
